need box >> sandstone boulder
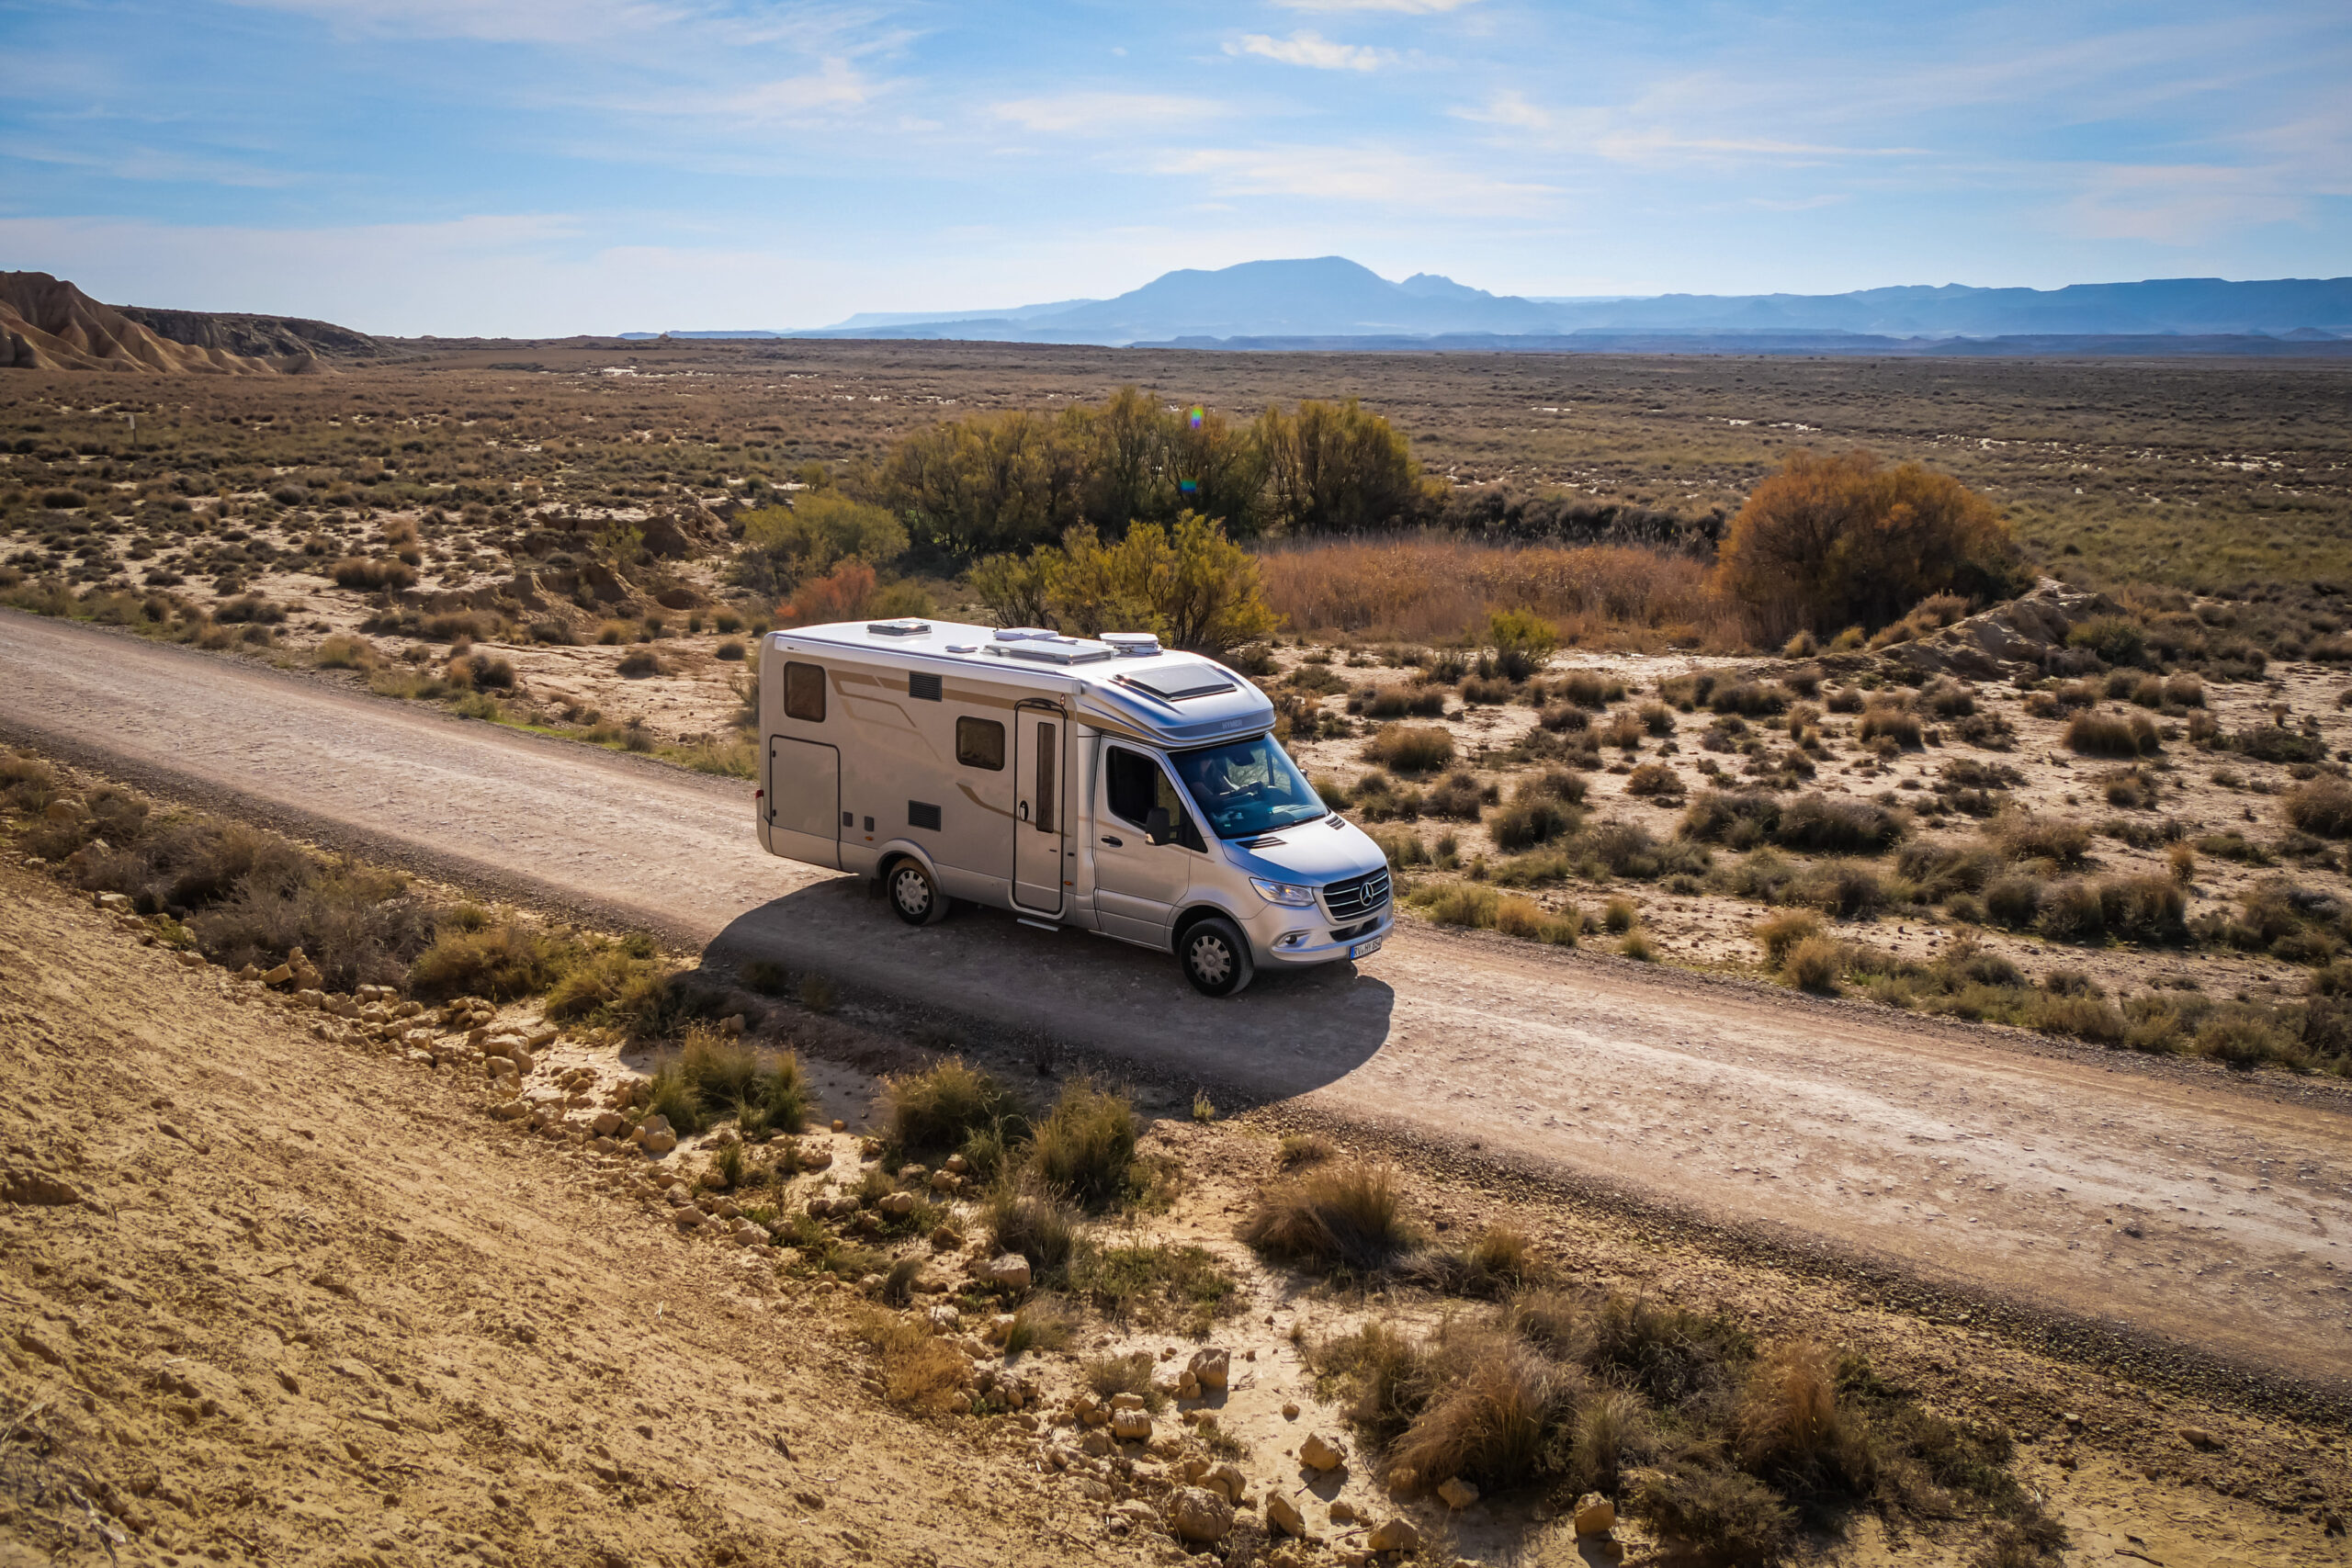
[1299,1433,1346,1472]
[1437,1475,1478,1510]
[1367,1517,1421,1553]
[981,1252,1033,1291]
[1265,1490,1308,1539]
[1111,1408,1152,1442]
[1187,1346,1231,1390]
[1574,1493,1616,1536]
[1168,1486,1233,1543]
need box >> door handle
[1100,835,1123,846]
[1019,801,1030,821]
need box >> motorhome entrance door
[767,737,840,870]
[1012,702,1065,916]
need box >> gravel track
[5,609,2347,1400]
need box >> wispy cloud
[2062,164,2305,244]
[989,92,1220,135]
[1154,144,1552,217]
[1274,0,1478,12]
[221,0,691,45]
[718,59,882,123]
[0,141,303,189]
[1227,31,1388,71]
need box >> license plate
[1348,936,1384,961]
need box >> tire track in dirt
[4,609,2348,1398]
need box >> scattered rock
[1300,1432,1346,1472]
[1,1168,82,1206]
[262,963,293,986]
[1385,1467,1419,1497]
[1208,1463,1246,1505]
[1437,1476,1478,1510]
[1328,1500,1358,1526]
[981,1252,1033,1291]
[590,1110,623,1136]
[44,798,84,822]
[1168,1486,1234,1543]
[2181,1426,2222,1451]
[1188,1346,1231,1390]
[877,1191,916,1218]
[1112,1409,1152,1442]
[1367,1517,1420,1553]
[1574,1493,1616,1536]
[831,1119,847,1133]
[1265,1490,1308,1539]
[634,1116,678,1156]
[1282,1401,1301,1420]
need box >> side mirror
[1143,807,1172,847]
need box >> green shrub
[1027,1078,1139,1209]
[884,1057,1023,1162]
[1487,608,1559,681]
[2033,880,2105,942]
[1420,884,1500,929]
[1489,794,1577,852]
[542,935,678,1032]
[1069,1242,1239,1330]
[983,1180,1080,1275]
[2066,615,2146,666]
[1796,860,1887,918]
[409,919,562,1000]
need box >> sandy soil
[0,862,1156,1568]
[3,861,2343,1567]
[3,610,2349,1408]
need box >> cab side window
[784,661,827,723]
[1104,747,1204,850]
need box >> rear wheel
[887,860,947,927]
[1180,916,1254,998]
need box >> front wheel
[1180,917,1254,998]
[888,860,948,927]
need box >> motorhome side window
[784,661,826,723]
[956,716,1005,771]
[1104,747,1204,850]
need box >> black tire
[887,859,947,927]
[1180,916,1254,998]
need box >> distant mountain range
[619,256,2352,355]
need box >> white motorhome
[754,617,1393,995]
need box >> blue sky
[3,0,2346,334]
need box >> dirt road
[4,611,2348,1396]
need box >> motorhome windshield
[1168,734,1327,839]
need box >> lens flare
[1188,405,1204,430]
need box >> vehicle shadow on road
[702,877,1395,1108]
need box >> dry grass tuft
[1241,1161,1416,1274]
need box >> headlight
[1250,878,1317,908]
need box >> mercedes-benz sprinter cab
[754,617,1393,995]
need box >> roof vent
[867,617,931,637]
[1001,636,1117,665]
[992,626,1058,641]
[1102,631,1160,656]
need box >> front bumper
[1244,901,1396,966]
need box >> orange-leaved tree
[1713,450,2023,643]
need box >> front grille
[1322,867,1391,923]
